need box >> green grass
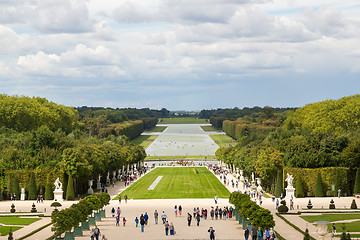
[159,118,208,124]
[115,167,230,199]
[0,226,22,236]
[144,126,167,132]
[200,126,221,132]
[328,221,360,233]
[0,217,41,225]
[132,135,158,148]
[335,233,360,238]
[145,155,215,160]
[301,214,360,223]
[209,134,236,148]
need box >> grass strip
[274,230,286,240]
[209,134,236,148]
[0,217,41,225]
[200,126,221,132]
[301,213,360,223]
[144,126,167,132]
[18,222,52,240]
[132,135,158,148]
[159,118,208,124]
[276,213,316,240]
[0,226,22,236]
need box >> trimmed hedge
[354,169,360,194]
[210,117,225,129]
[222,120,278,140]
[141,117,158,130]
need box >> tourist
[204,208,208,220]
[122,217,127,226]
[338,189,341,198]
[101,235,107,240]
[208,227,215,240]
[115,215,120,226]
[162,211,167,224]
[118,195,121,203]
[251,225,257,240]
[144,212,149,225]
[125,194,128,203]
[290,199,294,210]
[257,227,263,240]
[275,199,279,210]
[187,213,192,226]
[332,223,337,235]
[94,226,100,240]
[90,228,95,240]
[111,207,115,217]
[140,214,145,232]
[135,217,139,227]
[154,210,159,224]
[264,227,270,240]
[214,194,218,204]
[169,222,175,235]
[219,208,222,219]
[193,207,197,218]
[179,205,182,216]
[210,208,214,220]
[244,226,249,240]
[196,213,201,226]
[174,205,178,216]
[215,207,219,220]
[164,221,169,235]
[269,228,276,240]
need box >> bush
[275,171,283,198]
[307,200,313,209]
[334,169,342,196]
[354,169,360,194]
[278,205,289,213]
[28,172,37,200]
[10,203,15,213]
[303,228,310,240]
[66,175,75,200]
[351,199,357,209]
[315,173,325,197]
[329,199,335,209]
[295,175,305,198]
[31,203,37,213]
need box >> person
[111,207,115,217]
[257,227,262,240]
[196,213,201,226]
[193,207,197,218]
[338,189,341,198]
[140,214,145,232]
[187,213,192,226]
[215,207,218,220]
[162,211,167,224]
[332,223,337,235]
[204,208,208,220]
[169,222,175,235]
[122,217,126,226]
[276,199,279,210]
[174,205,178,216]
[154,210,159,224]
[269,228,276,240]
[144,212,149,225]
[208,226,215,240]
[101,235,107,240]
[115,215,120,226]
[125,194,128,203]
[118,195,121,203]
[210,208,214,220]
[244,226,249,240]
[94,226,100,240]
[214,194,218,204]
[264,228,270,240]
[135,217,139,227]
[117,207,121,217]
[251,225,257,240]
[90,228,95,240]
[179,205,182,216]
[164,221,169,235]
[290,198,294,210]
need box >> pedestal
[54,190,64,201]
[21,194,26,201]
[97,181,101,190]
[87,180,94,195]
[285,187,295,199]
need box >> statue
[251,172,255,182]
[54,178,62,191]
[285,173,294,188]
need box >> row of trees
[216,95,360,195]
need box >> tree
[45,174,54,200]
[12,178,20,200]
[275,171,283,198]
[28,172,37,200]
[255,147,283,185]
[66,175,75,201]
[334,169,342,196]
[315,173,325,197]
[303,228,310,240]
[295,175,305,198]
[354,168,360,194]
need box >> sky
[0,0,359,110]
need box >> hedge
[141,117,158,130]
[222,120,278,141]
[210,117,225,129]
[284,167,350,197]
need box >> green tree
[295,175,305,198]
[275,171,283,198]
[28,172,37,200]
[315,173,325,197]
[12,178,20,200]
[334,169,342,196]
[66,175,75,201]
[303,228,310,240]
[255,147,283,184]
[44,174,54,200]
[354,168,360,194]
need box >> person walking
[244,226,249,240]
[135,217,139,227]
[214,194,218,204]
[208,227,215,240]
[94,226,100,240]
[174,205,178,217]
[196,213,201,226]
[264,228,270,240]
[125,194,128,203]
[123,217,127,226]
[118,195,121,203]
[179,205,182,216]
[115,215,120,226]
[269,228,276,240]
[162,211,167,224]
[117,207,121,217]
[111,207,115,217]
[338,189,341,198]
[90,228,95,240]
[154,210,159,224]
[140,214,145,232]
[251,225,257,240]
[187,213,192,226]
[164,221,169,235]
[290,198,294,210]
[169,222,175,235]
[144,212,149,225]
[257,227,263,240]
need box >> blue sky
[0,0,359,110]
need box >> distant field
[200,126,221,132]
[145,155,215,160]
[116,167,230,199]
[210,134,236,148]
[132,135,158,148]
[159,118,208,124]
[144,126,167,132]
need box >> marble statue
[285,173,294,188]
[54,178,62,191]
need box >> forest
[214,95,360,197]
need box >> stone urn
[314,221,330,240]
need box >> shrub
[329,199,335,209]
[275,171,283,198]
[97,193,110,209]
[28,172,37,200]
[66,175,75,200]
[351,199,357,209]
[303,228,310,240]
[334,169,342,196]
[307,200,313,209]
[295,175,305,198]
[51,201,62,212]
[10,203,16,213]
[278,205,289,213]
[354,169,360,194]
[31,203,37,213]
[315,173,324,197]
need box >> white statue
[252,172,255,182]
[54,178,62,191]
[285,173,294,188]
[98,174,101,182]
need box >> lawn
[0,217,41,225]
[329,221,360,233]
[200,126,222,132]
[132,135,158,148]
[209,134,236,148]
[0,226,22,236]
[145,155,215,160]
[115,167,230,199]
[301,214,360,223]
[159,118,208,124]
[144,126,167,132]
